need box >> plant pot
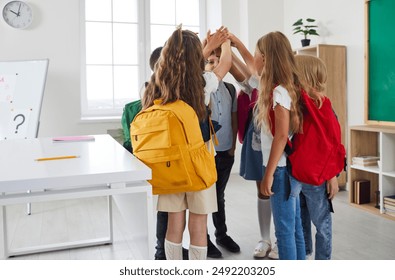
[301,39,311,47]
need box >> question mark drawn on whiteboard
[13,114,25,134]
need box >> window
[82,0,205,119]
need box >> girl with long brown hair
[142,26,231,260]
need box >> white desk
[0,134,153,259]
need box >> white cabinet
[349,125,395,220]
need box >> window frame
[80,0,207,120]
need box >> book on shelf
[384,203,395,212]
[353,180,370,204]
[52,135,95,142]
[352,161,378,167]
[384,198,395,206]
[384,200,395,208]
[352,156,379,167]
[384,195,395,203]
[352,156,380,162]
[385,207,395,217]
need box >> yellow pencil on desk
[35,155,79,161]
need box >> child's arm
[260,105,290,196]
[212,39,232,80]
[228,33,256,76]
[326,176,339,200]
[229,57,245,83]
[231,51,251,81]
[202,27,228,59]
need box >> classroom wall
[0,0,120,138]
[283,0,365,127]
[0,0,365,140]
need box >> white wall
[221,0,365,173]
[0,0,120,137]
[0,0,365,141]
[283,0,365,126]
[219,0,284,174]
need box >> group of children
[125,26,340,260]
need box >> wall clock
[2,1,33,29]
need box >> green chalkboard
[368,0,395,122]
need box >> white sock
[257,198,272,243]
[165,239,183,260]
[189,244,207,260]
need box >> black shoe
[155,247,189,260]
[182,247,189,260]
[207,238,222,258]
[216,236,240,253]
[154,254,166,260]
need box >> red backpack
[272,89,346,186]
[237,88,258,143]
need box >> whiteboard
[0,59,49,140]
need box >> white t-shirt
[203,71,219,105]
[260,85,292,167]
[237,75,260,96]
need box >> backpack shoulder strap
[224,82,236,104]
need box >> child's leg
[188,212,208,260]
[257,181,272,242]
[270,167,305,260]
[254,180,273,257]
[165,239,183,260]
[302,183,332,260]
[300,191,313,256]
[165,211,186,260]
[155,211,168,259]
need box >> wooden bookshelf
[349,125,395,221]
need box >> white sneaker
[268,243,279,259]
[306,253,313,260]
[253,240,271,258]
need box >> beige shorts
[157,185,217,214]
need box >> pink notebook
[52,136,95,142]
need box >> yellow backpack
[130,99,217,195]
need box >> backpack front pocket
[134,146,192,194]
[131,115,171,151]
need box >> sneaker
[268,243,279,259]
[253,240,271,258]
[207,238,222,258]
[216,236,240,253]
[305,253,313,260]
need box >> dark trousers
[155,211,168,259]
[212,151,235,239]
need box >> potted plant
[292,18,319,47]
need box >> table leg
[108,196,113,244]
[146,188,154,259]
[0,205,9,259]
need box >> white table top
[0,134,151,193]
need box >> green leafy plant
[292,18,319,39]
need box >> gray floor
[3,174,395,260]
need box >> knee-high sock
[258,198,272,242]
[189,244,207,260]
[165,239,182,260]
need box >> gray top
[210,81,237,152]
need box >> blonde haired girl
[295,54,339,260]
[253,31,305,260]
